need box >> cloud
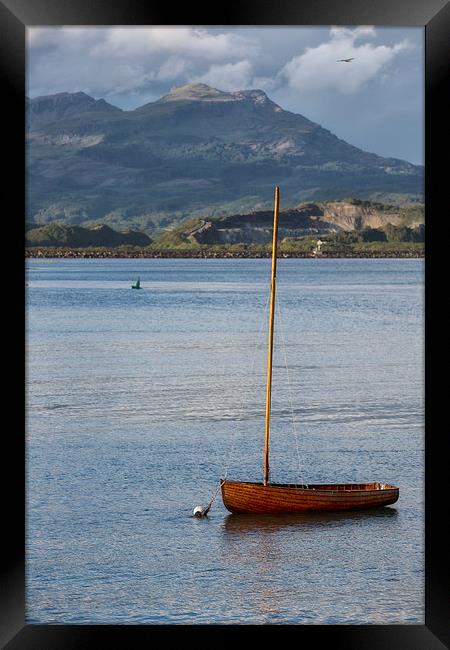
[26,26,260,101]
[154,57,191,82]
[27,27,106,53]
[192,60,254,91]
[280,27,412,94]
[27,26,259,61]
[329,26,377,41]
[91,27,259,60]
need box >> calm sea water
[25,258,424,624]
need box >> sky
[26,26,424,165]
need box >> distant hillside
[26,92,121,130]
[25,223,151,248]
[152,199,424,247]
[25,200,423,250]
[26,84,423,234]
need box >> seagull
[337,58,355,62]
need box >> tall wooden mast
[263,186,280,485]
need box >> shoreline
[25,247,424,259]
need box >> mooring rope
[202,478,226,515]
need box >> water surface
[26,258,424,624]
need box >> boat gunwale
[222,479,399,494]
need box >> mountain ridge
[26,84,423,234]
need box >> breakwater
[25,247,424,259]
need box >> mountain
[26,91,121,130]
[26,83,423,235]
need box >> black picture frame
[2,0,449,646]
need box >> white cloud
[27,26,259,61]
[192,60,254,91]
[155,57,191,82]
[329,26,377,41]
[280,27,412,94]
[27,26,260,100]
[64,27,260,61]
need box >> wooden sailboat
[221,187,399,514]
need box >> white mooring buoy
[193,505,208,518]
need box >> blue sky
[27,26,424,165]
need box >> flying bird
[337,58,355,62]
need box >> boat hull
[221,480,399,514]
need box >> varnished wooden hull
[221,480,399,514]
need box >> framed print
[2,0,449,646]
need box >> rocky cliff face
[26,84,423,234]
[182,201,424,245]
[321,201,419,231]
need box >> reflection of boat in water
[220,186,399,515]
[222,508,398,534]
[131,277,141,289]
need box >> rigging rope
[219,286,272,482]
[276,284,307,488]
[195,284,272,516]
[196,272,310,514]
